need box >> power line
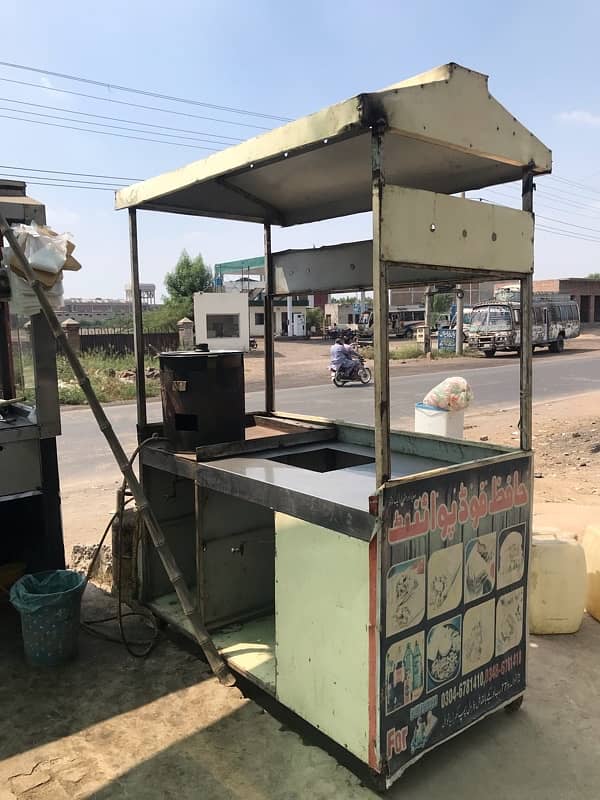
[0,173,123,188]
[0,77,272,131]
[536,214,600,235]
[0,105,234,146]
[484,184,600,214]
[538,190,600,212]
[550,175,600,198]
[536,225,600,244]
[0,113,219,150]
[0,164,143,182]
[10,181,118,192]
[0,60,291,122]
[0,97,244,141]
[484,179,600,212]
[543,183,600,206]
[477,196,600,242]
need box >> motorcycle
[330,355,372,387]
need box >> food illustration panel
[428,543,463,620]
[497,524,525,590]
[386,557,426,637]
[427,615,462,692]
[464,532,496,604]
[381,456,531,780]
[385,632,425,715]
[496,587,524,656]
[462,599,495,675]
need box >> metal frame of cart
[115,63,550,788]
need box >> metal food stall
[115,63,550,788]
[0,182,64,576]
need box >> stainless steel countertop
[202,442,449,514]
[142,438,451,540]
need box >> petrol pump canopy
[115,63,551,227]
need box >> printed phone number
[440,650,523,709]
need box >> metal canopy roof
[115,63,551,226]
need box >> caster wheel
[505,696,524,713]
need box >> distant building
[324,302,362,330]
[125,283,156,305]
[214,255,328,308]
[532,278,600,322]
[55,298,133,322]
[194,292,250,351]
[249,291,310,337]
[56,286,158,323]
[390,282,496,307]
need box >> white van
[468,295,580,357]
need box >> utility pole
[455,286,464,355]
[424,287,432,355]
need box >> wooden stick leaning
[0,211,235,686]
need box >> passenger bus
[467,293,580,357]
[358,305,425,339]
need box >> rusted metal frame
[216,177,285,226]
[264,223,275,413]
[520,170,534,451]
[195,480,207,623]
[371,127,391,487]
[128,208,147,431]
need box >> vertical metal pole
[0,233,16,400]
[423,289,432,354]
[0,302,15,400]
[520,171,534,451]
[455,191,466,355]
[455,287,464,355]
[263,223,275,413]
[372,128,391,486]
[128,208,146,430]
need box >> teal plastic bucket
[10,570,86,666]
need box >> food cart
[0,182,64,577]
[115,63,550,788]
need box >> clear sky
[2,0,599,299]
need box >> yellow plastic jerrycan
[529,534,586,634]
[582,526,600,622]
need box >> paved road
[58,349,600,488]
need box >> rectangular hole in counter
[268,447,375,473]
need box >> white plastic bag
[8,270,64,316]
[11,222,69,274]
[423,376,473,411]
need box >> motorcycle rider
[344,335,359,354]
[330,337,356,379]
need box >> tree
[143,298,191,332]
[164,250,213,314]
[586,272,600,279]
[306,307,323,334]
[432,293,453,315]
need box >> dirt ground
[3,332,598,798]
[463,392,600,536]
[2,583,600,800]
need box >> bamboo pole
[0,211,234,686]
[520,171,534,452]
[371,128,391,486]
